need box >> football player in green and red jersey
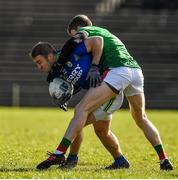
[35,15,173,171]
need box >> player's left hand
[86,64,101,88]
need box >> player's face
[33,55,51,73]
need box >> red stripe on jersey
[101,69,110,80]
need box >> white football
[49,78,73,99]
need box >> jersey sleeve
[73,42,88,55]
[57,32,88,65]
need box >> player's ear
[48,53,55,62]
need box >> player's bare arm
[84,36,103,87]
[84,36,103,65]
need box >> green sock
[154,144,167,160]
[55,137,71,154]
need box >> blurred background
[0,0,178,109]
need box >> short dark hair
[30,42,56,58]
[67,14,92,34]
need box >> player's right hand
[86,64,101,88]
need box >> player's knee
[74,103,81,112]
[94,127,109,139]
[74,103,88,114]
[134,114,148,128]
[74,104,84,116]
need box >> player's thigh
[76,82,116,114]
[84,113,111,135]
[89,93,124,134]
[93,91,124,120]
[127,93,146,121]
[85,110,112,127]
[101,91,124,114]
[84,113,96,126]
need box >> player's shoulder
[79,26,109,36]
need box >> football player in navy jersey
[30,41,129,170]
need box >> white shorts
[104,67,144,97]
[93,91,124,121]
[93,67,144,121]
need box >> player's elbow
[92,36,103,48]
[84,36,103,53]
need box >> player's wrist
[91,64,99,68]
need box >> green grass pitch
[0,107,178,178]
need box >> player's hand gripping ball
[49,78,74,106]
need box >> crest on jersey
[66,61,73,68]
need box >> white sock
[160,158,168,164]
[55,150,64,155]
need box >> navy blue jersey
[62,42,91,89]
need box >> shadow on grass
[0,166,106,174]
[0,167,35,172]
